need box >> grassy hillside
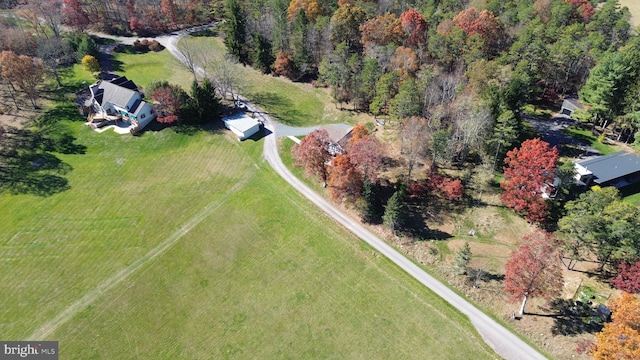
[0,52,496,359]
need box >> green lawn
[113,49,194,90]
[0,52,496,358]
[563,126,621,155]
[179,36,368,127]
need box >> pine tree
[224,0,249,64]
[453,242,472,275]
[383,188,408,233]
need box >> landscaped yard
[0,50,496,359]
[563,126,621,155]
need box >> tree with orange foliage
[348,123,369,145]
[500,138,559,223]
[399,8,427,48]
[504,230,563,316]
[287,0,322,22]
[273,50,296,79]
[591,292,640,359]
[328,154,363,202]
[390,46,419,78]
[359,13,403,48]
[0,51,46,109]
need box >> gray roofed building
[560,97,586,118]
[574,151,640,188]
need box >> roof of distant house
[562,97,585,111]
[321,124,353,144]
[223,113,260,133]
[576,151,640,184]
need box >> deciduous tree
[151,85,187,124]
[62,0,89,30]
[612,261,640,294]
[360,13,403,48]
[591,292,640,359]
[348,134,385,183]
[0,51,45,108]
[81,54,100,75]
[292,129,331,184]
[329,4,366,52]
[500,138,558,223]
[504,230,563,316]
[328,154,362,202]
[399,8,427,48]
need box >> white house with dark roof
[575,151,640,188]
[81,76,156,132]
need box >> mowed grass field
[0,51,496,358]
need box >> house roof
[321,124,353,145]
[576,151,640,184]
[110,76,138,91]
[96,81,137,109]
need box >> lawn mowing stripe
[27,171,254,341]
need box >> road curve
[96,26,548,360]
[261,120,547,360]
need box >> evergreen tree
[383,188,408,233]
[453,242,472,275]
[252,34,274,74]
[224,0,249,64]
[357,178,382,224]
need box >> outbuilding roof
[576,151,640,184]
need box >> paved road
[96,27,548,360]
[524,114,599,156]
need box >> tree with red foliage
[151,85,184,124]
[273,50,296,79]
[500,138,559,223]
[292,129,332,184]
[348,134,385,183]
[591,292,640,359]
[328,154,363,202]
[425,168,465,201]
[504,230,563,316]
[612,261,640,294]
[399,8,427,48]
[359,13,403,48]
[453,8,504,53]
[62,0,89,30]
[565,0,595,22]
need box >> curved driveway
[101,27,548,360]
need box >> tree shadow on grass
[0,124,84,196]
[537,299,609,336]
[249,91,304,126]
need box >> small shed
[574,151,640,188]
[560,97,585,118]
[223,113,261,140]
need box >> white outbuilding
[223,113,261,140]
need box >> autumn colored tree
[273,50,296,79]
[62,0,89,30]
[591,292,640,359]
[500,138,558,223]
[160,0,177,26]
[390,46,419,78]
[348,134,385,183]
[348,123,369,145]
[292,129,331,184]
[287,0,322,22]
[0,51,46,108]
[612,261,640,294]
[399,8,427,48]
[329,4,367,52]
[81,55,100,75]
[359,13,403,49]
[151,85,186,124]
[504,230,563,316]
[565,0,595,22]
[453,8,504,55]
[328,154,363,202]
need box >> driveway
[91,27,548,360]
[524,114,599,156]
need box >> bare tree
[399,116,431,181]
